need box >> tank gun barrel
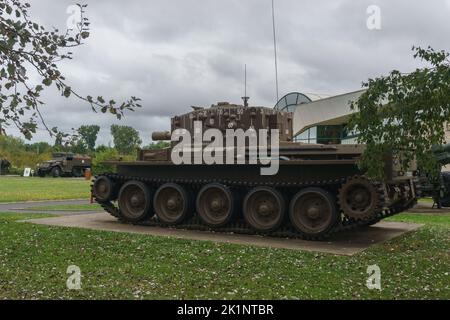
[152,131,172,141]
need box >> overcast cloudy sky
[9,0,450,146]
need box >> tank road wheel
[243,187,285,232]
[118,181,152,223]
[92,176,116,202]
[289,188,338,237]
[338,176,380,221]
[196,183,234,228]
[154,183,192,225]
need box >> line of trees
[0,124,169,174]
[53,124,166,155]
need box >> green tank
[92,102,417,240]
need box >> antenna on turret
[242,64,250,107]
[271,0,280,103]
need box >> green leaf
[63,86,71,98]
[80,32,90,39]
[7,63,15,76]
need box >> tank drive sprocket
[338,176,384,221]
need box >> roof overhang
[293,90,366,136]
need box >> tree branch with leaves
[349,46,450,179]
[0,0,141,140]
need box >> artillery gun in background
[92,102,418,240]
[37,152,91,178]
[417,143,450,208]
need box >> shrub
[92,148,120,174]
[91,148,136,174]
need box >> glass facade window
[341,137,358,144]
[317,125,343,145]
[295,127,317,144]
[296,125,359,145]
[274,92,312,112]
[274,92,360,145]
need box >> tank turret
[152,102,294,143]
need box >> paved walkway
[2,199,450,215]
[24,213,423,256]
[409,201,450,214]
[0,199,432,255]
[0,199,99,216]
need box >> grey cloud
[7,0,449,146]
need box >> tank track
[92,173,416,241]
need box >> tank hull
[112,161,360,182]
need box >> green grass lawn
[0,212,448,300]
[26,204,102,212]
[419,198,434,203]
[0,176,91,202]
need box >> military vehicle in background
[417,143,450,208]
[0,158,11,175]
[37,152,91,177]
[92,102,418,240]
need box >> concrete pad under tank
[22,213,422,256]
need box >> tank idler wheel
[154,183,192,225]
[243,187,285,233]
[289,187,338,237]
[196,183,235,228]
[118,181,153,223]
[338,176,380,220]
[92,176,116,202]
